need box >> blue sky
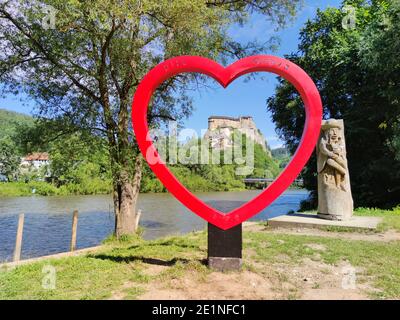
[0,0,343,148]
[184,0,343,148]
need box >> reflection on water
[0,190,308,262]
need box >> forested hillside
[0,108,33,141]
[1,110,283,195]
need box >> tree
[267,0,400,209]
[359,0,400,162]
[0,0,300,237]
[0,137,20,181]
[47,131,110,185]
[0,108,34,141]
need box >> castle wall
[207,116,268,151]
[209,118,242,130]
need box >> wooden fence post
[70,210,78,252]
[134,209,142,232]
[13,214,25,262]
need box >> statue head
[321,119,343,145]
[328,128,339,143]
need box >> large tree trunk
[113,155,143,238]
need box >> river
[0,189,309,262]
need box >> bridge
[243,178,304,188]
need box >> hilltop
[0,108,34,140]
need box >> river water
[0,190,308,262]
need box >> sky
[183,0,343,148]
[0,0,343,149]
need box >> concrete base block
[208,257,242,272]
[268,213,381,231]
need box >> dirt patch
[305,243,327,251]
[142,264,169,276]
[244,222,267,233]
[129,258,375,300]
[139,271,274,300]
[259,226,400,242]
[109,281,136,300]
[271,258,373,300]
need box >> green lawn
[0,233,209,300]
[1,217,400,299]
[354,207,400,232]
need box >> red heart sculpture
[132,55,322,230]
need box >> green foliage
[0,109,35,181]
[0,114,279,195]
[140,133,280,193]
[47,132,111,186]
[0,109,34,142]
[354,206,400,217]
[172,166,215,191]
[28,181,59,196]
[0,111,115,195]
[196,164,245,191]
[252,143,280,177]
[271,146,290,159]
[354,206,400,232]
[140,164,166,193]
[57,178,112,196]
[0,137,20,181]
[271,146,291,168]
[140,162,246,193]
[0,182,31,196]
[0,181,59,196]
[0,180,112,197]
[267,0,400,209]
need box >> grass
[0,231,208,300]
[0,182,34,197]
[1,222,400,300]
[0,180,112,197]
[244,231,400,299]
[354,207,400,232]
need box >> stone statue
[317,119,353,220]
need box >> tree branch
[0,8,101,102]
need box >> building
[205,116,269,151]
[20,152,50,169]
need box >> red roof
[24,152,49,161]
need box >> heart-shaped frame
[132,55,322,230]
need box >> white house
[20,152,50,169]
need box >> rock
[205,116,269,151]
[316,119,353,221]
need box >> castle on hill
[205,115,269,152]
